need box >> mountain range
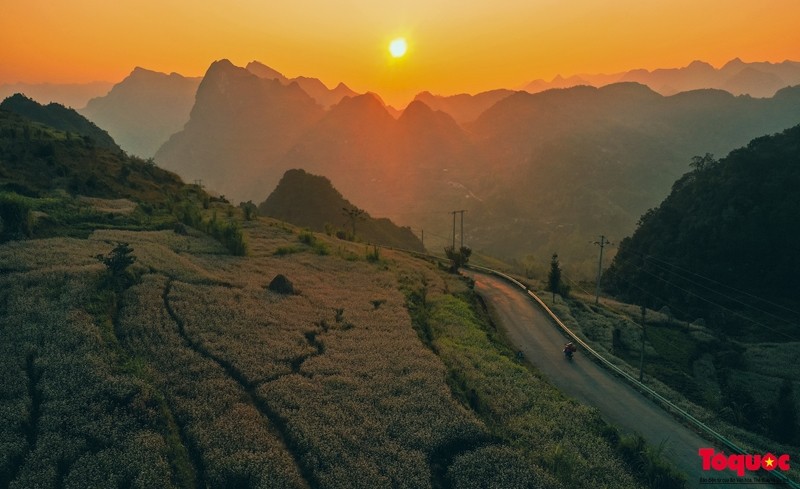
[12,56,800,274]
[148,58,800,274]
[523,58,800,98]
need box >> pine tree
[548,253,562,302]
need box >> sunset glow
[1,1,799,106]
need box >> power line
[611,252,799,341]
[618,248,800,330]
[631,250,800,320]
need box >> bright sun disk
[389,38,407,58]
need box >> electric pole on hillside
[593,235,611,304]
[451,210,466,249]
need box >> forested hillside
[602,125,800,339]
[0,107,183,202]
[1,94,119,152]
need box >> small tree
[342,206,366,239]
[239,200,258,221]
[547,253,562,302]
[444,246,472,272]
[96,242,136,290]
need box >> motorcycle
[563,342,577,360]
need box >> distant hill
[246,60,359,109]
[259,169,425,251]
[152,60,800,275]
[1,93,120,152]
[602,125,800,338]
[0,81,113,109]
[412,89,515,125]
[155,59,325,201]
[0,105,185,202]
[465,83,800,272]
[524,58,800,98]
[80,67,201,157]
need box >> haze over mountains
[10,56,800,273]
[523,58,800,98]
[80,68,202,158]
[144,58,800,274]
[0,81,113,110]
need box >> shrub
[444,246,471,271]
[366,245,380,263]
[205,215,247,256]
[95,242,137,290]
[0,192,35,238]
[239,201,258,221]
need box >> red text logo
[699,448,790,477]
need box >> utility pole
[450,210,466,249]
[593,235,611,304]
[639,304,647,382]
[460,210,465,248]
[451,212,456,249]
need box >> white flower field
[0,215,650,488]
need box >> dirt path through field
[465,270,785,489]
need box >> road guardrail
[464,263,798,489]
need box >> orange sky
[2,0,799,107]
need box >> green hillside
[0,106,212,241]
[1,93,120,152]
[603,124,800,339]
[0,108,184,201]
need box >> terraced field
[0,213,653,488]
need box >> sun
[389,38,407,58]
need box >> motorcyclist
[563,341,577,359]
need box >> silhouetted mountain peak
[722,58,746,70]
[400,99,434,116]
[331,82,357,97]
[207,59,247,78]
[687,60,715,71]
[598,81,660,100]
[245,60,288,83]
[130,66,154,76]
[398,99,460,127]
[330,93,384,113]
[113,66,198,89]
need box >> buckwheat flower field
[1,215,648,488]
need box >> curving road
[465,270,785,489]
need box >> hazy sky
[2,0,799,106]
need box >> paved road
[466,270,786,489]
